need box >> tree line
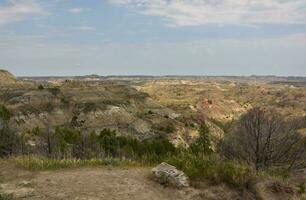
[1,104,306,172]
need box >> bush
[89,128,177,162]
[0,105,11,122]
[37,85,44,90]
[166,152,252,187]
[53,127,82,158]
[0,193,14,200]
[0,105,18,157]
[26,127,178,162]
[298,183,306,194]
[7,124,257,188]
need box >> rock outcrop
[152,162,189,187]
[0,69,16,83]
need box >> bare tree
[220,107,306,171]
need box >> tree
[220,107,306,171]
[190,123,213,155]
[38,84,44,90]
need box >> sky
[0,0,306,76]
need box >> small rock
[17,181,33,187]
[152,162,189,188]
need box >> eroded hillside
[1,71,305,147]
[137,79,306,121]
[0,75,195,147]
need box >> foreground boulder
[152,162,189,187]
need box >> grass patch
[0,193,14,200]
[262,167,291,180]
[298,183,306,195]
[165,152,253,187]
[14,156,143,171]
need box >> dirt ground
[2,160,303,200]
[0,161,248,200]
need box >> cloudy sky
[0,0,306,76]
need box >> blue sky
[0,0,306,76]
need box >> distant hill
[0,69,16,82]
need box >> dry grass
[13,156,142,171]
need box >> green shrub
[52,127,85,158]
[0,105,11,122]
[298,183,306,194]
[166,152,252,187]
[37,85,44,90]
[87,128,176,162]
[190,123,213,155]
[0,105,18,157]
[0,193,14,200]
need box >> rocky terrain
[1,70,194,147]
[137,79,306,121]
[0,70,16,82]
[1,70,305,147]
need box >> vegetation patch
[298,182,306,194]
[0,193,14,200]
[166,153,252,187]
[14,156,141,171]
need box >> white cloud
[67,7,88,14]
[110,0,306,27]
[0,0,44,24]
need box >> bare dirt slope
[0,162,248,200]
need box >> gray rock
[152,162,189,187]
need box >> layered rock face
[0,69,16,83]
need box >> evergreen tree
[190,123,213,155]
